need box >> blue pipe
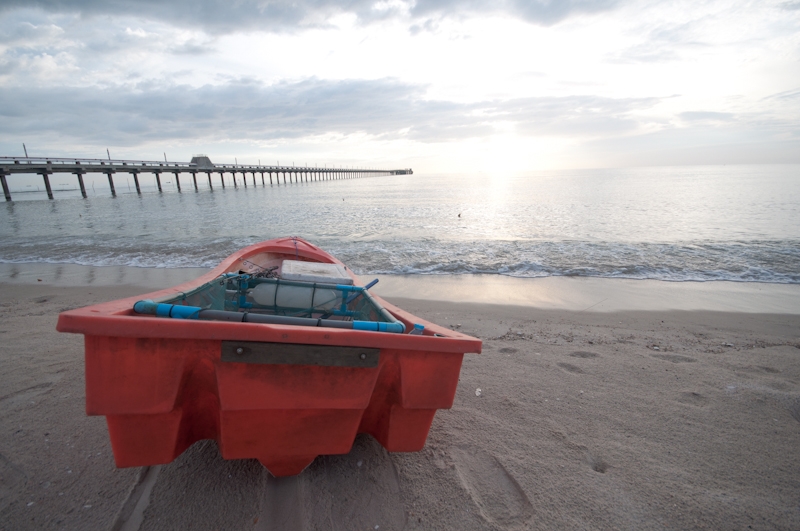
[346,279,378,304]
[133,300,201,319]
[133,300,406,333]
[352,321,406,333]
[335,284,363,292]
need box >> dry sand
[1,275,799,530]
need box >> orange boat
[56,237,481,476]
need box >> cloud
[496,96,658,135]
[0,77,663,149]
[608,17,714,64]
[410,0,620,26]
[763,87,800,101]
[2,76,795,168]
[581,124,800,167]
[0,19,65,46]
[679,111,734,122]
[0,11,221,87]
[0,1,325,33]
[0,0,621,33]
[169,39,217,56]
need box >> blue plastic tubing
[346,278,379,304]
[133,300,406,334]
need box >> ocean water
[1,165,799,283]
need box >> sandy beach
[1,269,798,530]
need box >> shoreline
[2,261,799,314]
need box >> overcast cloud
[0,79,661,144]
[0,0,798,172]
[0,0,621,32]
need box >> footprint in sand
[677,391,709,407]
[557,362,584,374]
[499,347,518,354]
[651,353,696,364]
[451,447,533,529]
[587,453,609,474]
[0,380,59,408]
[787,397,800,424]
[0,454,27,512]
[736,365,782,377]
[569,351,599,359]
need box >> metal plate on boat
[221,341,379,367]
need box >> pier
[0,155,412,201]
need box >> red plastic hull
[57,237,481,476]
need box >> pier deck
[0,156,412,201]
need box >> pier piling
[73,172,85,198]
[1,172,10,201]
[131,172,140,194]
[39,168,54,199]
[102,163,117,196]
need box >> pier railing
[0,156,413,201]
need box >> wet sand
[0,270,798,530]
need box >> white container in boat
[250,261,352,310]
[280,260,353,285]
[251,282,342,310]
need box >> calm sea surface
[1,165,799,283]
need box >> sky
[1,0,799,173]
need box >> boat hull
[57,237,481,476]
